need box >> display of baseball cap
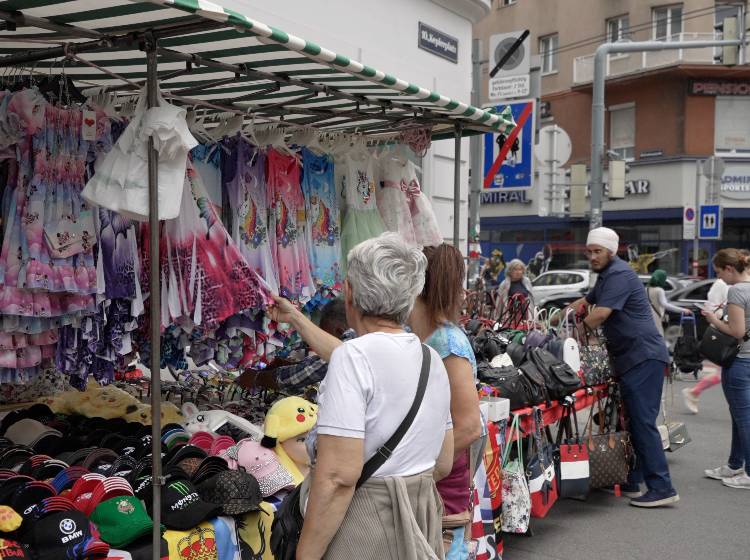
[159,469,222,531]
[187,432,214,452]
[69,474,106,509]
[0,476,34,506]
[4,419,62,450]
[197,469,262,516]
[89,496,154,549]
[10,481,56,528]
[52,467,91,494]
[190,456,229,486]
[80,477,134,517]
[82,449,119,475]
[0,446,33,470]
[209,435,235,456]
[222,439,294,497]
[164,444,206,468]
[22,510,109,560]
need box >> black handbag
[270,345,432,560]
[698,324,749,367]
[478,364,531,409]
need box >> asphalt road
[503,375,749,560]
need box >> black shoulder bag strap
[356,344,432,487]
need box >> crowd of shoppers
[264,228,750,559]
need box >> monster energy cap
[160,472,221,531]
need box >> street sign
[683,206,696,240]
[488,31,530,100]
[483,99,536,191]
[699,204,722,239]
[534,125,571,217]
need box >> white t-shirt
[316,332,452,477]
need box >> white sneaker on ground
[682,387,699,414]
[722,473,750,490]
[704,465,745,480]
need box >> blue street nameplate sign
[418,22,459,64]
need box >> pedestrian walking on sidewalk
[701,249,750,490]
[683,279,727,414]
[567,227,679,508]
[646,268,693,337]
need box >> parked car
[663,279,715,349]
[531,269,593,299]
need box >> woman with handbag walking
[409,243,483,560]
[700,249,750,489]
[271,233,455,559]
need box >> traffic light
[714,16,739,66]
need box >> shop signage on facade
[418,22,458,64]
[689,80,750,96]
[720,173,750,199]
[481,189,531,204]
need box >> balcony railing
[573,33,717,85]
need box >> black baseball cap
[197,469,262,515]
[0,538,31,559]
[22,510,109,560]
[160,472,222,531]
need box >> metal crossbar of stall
[0,2,517,557]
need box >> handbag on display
[526,408,558,518]
[527,347,582,401]
[698,324,749,368]
[578,325,612,387]
[554,398,590,498]
[271,346,432,560]
[585,388,632,489]
[500,415,531,534]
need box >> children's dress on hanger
[301,148,341,292]
[377,155,418,245]
[340,152,385,262]
[223,138,278,295]
[266,148,314,302]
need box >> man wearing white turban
[566,227,679,508]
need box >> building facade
[223,0,492,247]
[475,0,750,275]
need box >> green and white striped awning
[0,0,515,137]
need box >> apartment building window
[607,15,630,42]
[539,34,558,74]
[653,5,682,40]
[715,97,750,155]
[609,103,635,160]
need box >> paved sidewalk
[503,378,749,560]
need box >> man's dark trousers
[618,359,674,492]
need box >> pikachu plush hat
[261,397,317,484]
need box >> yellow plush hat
[262,397,317,485]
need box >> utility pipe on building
[590,37,743,230]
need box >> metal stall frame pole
[145,35,163,560]
[453,123,463,247]
[590,37,742,230]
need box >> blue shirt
[425,323,478,380]
[585,257,669,374]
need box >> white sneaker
[682,387,699,414]
[704,465,745,480]
[722,473,750,490]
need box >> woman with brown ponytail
[701,248,750,489]
[409,244,483,558]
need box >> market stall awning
[0,0,514,137]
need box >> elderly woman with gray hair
[271,232,454,560]
[497,258,534,315]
